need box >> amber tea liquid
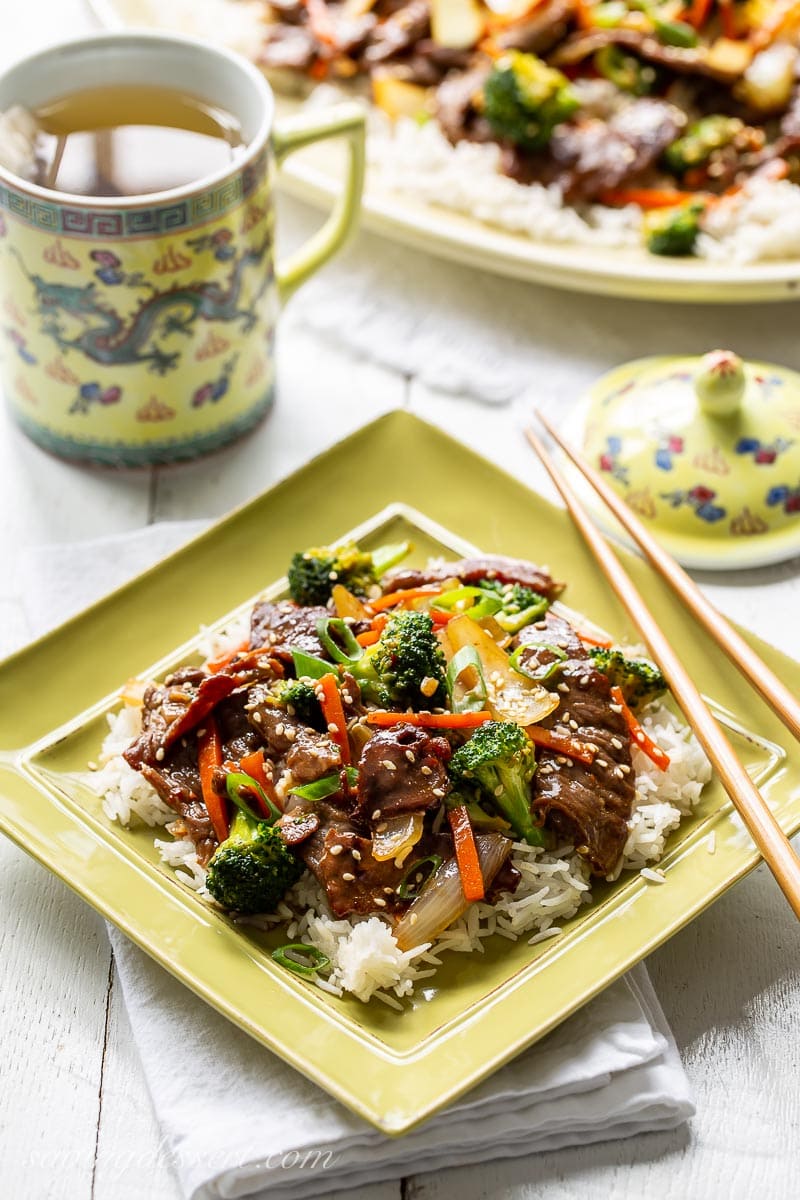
[34,84,245,197]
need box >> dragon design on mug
[10,235,271,375]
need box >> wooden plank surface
[1,3,799,1198]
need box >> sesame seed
[611,736,623,749]
[410,913,418,925]
[383,887,394,895]
[557,682,569,693]
[376,822,387,833]
[351,849,362,861]
[620,764,631,775]
[569,720,579,731]
[556,756,568,765]
[494,785,504,797]
[327,723,339,734]
[285,728,297,742]
[342,692,353,705]
[432,787,446,797]
[420,765,432,776]
[405,749,415,763]
[341,871,355,882]
[196,727,206,739]
[371,809,381,820]
[382,759,397,772]
[87,761,98,771]
[252,712,262,724]
[374,897,387,907]
[610,703,623,713]
[165,674,174,685]
[275,723,284,736]
[596,759,608,769]
[329,845,344,857]
[155,748,165,762]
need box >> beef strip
[522,100,685,202]
[551,28,747,86]
[123,666,240,771]
[300,826,409,915]
[356,724,451,818]
[249,600,330,661]
[215,693,264,763]
[277,808,321,846]
[435,63,494,144]
[246,696,343,784]
[382,555,564,597]
[516,614,635,876]
[139,733,217,864]
[496,0,574,54]
[260,24,320,71]
[362,0,430,66]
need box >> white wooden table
[2,5,800,1198]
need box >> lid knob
[694,349,746,417]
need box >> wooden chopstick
[536,408,800,744]
[524,423,800,921]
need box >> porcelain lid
[579,350,800,570]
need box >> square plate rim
[2,409,800,1136]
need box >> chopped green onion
[495,597,550,634]
[225,771,281,824]
[446,645,489,713]
[291,649,336,680]
[288,766,358,802]
[509,642,567,683]
[371,541,412,576]
[316,616,364,665]
[397,854,443,900]
[272,943,331,978]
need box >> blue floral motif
[660,484,726,523]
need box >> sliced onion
[332,584,371,621]
[372,811,424,865]
[394,833,512,950]
[446,614,559,725]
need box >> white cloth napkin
[17,524,694,1200]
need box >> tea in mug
[32,84,245,196]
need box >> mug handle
[273,102,366,304]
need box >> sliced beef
[362,0,430,66]
[123,666,239,771]
[300,826,408,915]
[552,28,747,86]
[139,733,217,864]
[356,725,451,818]
[382,554,563,597]
[535,100,685,202]
[435,63,494,144]
[517,614,635,876]
[277,808,321,846]
[249,600,330,661]
[215,694,263,763]
[247,698,343,784]
[260,24,320,71]
[496,0,574,54]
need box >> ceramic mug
[0,32,365,465]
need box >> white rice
[91,685,710,1004]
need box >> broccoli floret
[287,540,411,605]
[479,579,550,633]
[663,116,743,176]
[351,610,446,708]
[589,648,666,708]
[206,808,303,914]
[645,203,704,257]
[483,52,579,151]
[280,679,325,730]
[449,721,543,846]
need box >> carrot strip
[525,725,596,765]
[599,188,699,209]
[575,0,595,30]
[719,0,738,38]
[198,719,229,843]
[430,608,455,625]
[366,710,492,729]
[356,629,381,647]
[239,750,280,820]
[207,640,249,673]
[369,587,444,613]
[610,686,671,771]
[448,805,485,902]
[317,673,351,764]
[687,0,713,29]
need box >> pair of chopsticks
[524,413,800,921]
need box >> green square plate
[1,411,799,1134]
